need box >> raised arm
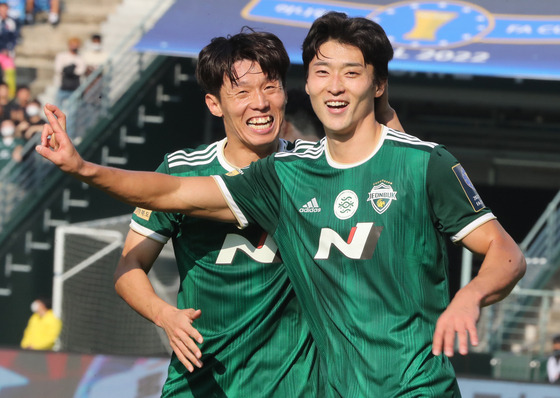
[114,230,204,372]
[375,82,404,132]
[35,104,235,221]
[432,219,526,357]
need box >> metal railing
[518,190,560,290]
[0,0,175,233]
[477,287,560,357]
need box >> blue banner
[135,0,560,80]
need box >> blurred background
[0,0,559,397]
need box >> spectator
[0,118,23,168]
[25,0,58,25]
[5,84,30,123]
[16,99,43,140]
[83,33,107,75]
[5,0,24,28]
[0,81,10,118]
[0,2,17,54]
[54,37,86,108]
[548,334,560,384]
[20,297,62,350]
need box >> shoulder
[383,127,439,153]
[165,140,221,174]
[275,137,325,161]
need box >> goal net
[52,215,179,356]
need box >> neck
[223,139,279,169]
[326,118,383,164]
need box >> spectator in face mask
[548,335,560,384]
[16,99,44,140]
[20,297,62,350]
[0,118,23,168]
[83,33,107,75]
[54,36,86,108]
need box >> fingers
[163,308,204,373]
[43,105,67,136]
[171,337,204,372]
[45,103,67,131]
[432,320,478,357]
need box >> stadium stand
[0,0,559,391]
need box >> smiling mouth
[326,100,349,109]
[247,116,274,130]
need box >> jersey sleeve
[427,146,496,242]
[130,159,183,243]
[213,155,281,234]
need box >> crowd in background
[0,0,108,172]
[0,0,59,171]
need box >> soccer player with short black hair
[37,12,524,397]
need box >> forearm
[460,235,526,307]
[74,161,188,212]
[114,265,175,327]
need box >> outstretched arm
[36,104,235,221]
[115,230,204,372]
[432,220,526,357]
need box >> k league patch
[452,164,485,212]
[367,181,397,214]
[134,207,152,221]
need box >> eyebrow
[312,60,365,68]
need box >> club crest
[367,181,397,214]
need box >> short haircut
[553,334,560,344]
[302,12,394,87]
[196,29,290,98]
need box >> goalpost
[52,215,179,356]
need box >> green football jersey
[216,126,496,397]
[131,138,320,398]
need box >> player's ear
[304,82,309,95]
[374,80,387,98]
[205,94,223,118]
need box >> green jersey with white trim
[216,126,495,398]
[131,138,320,398]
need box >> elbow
[515,251,527,283]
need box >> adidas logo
[299,198,321,213]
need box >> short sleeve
[427,146,495,242]
[214,156,281,234]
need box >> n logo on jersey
[216,232,281,264]
[368,181,397,214]
[315,222,383,260]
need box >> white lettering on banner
[506,24,532,34]
[314,222,383,260]
[216,233,280,264]
[538,24,560,35]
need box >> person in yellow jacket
[20,297,62,350]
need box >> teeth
[247,116,273,125]
[326,101,348,108]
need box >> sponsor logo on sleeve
[452,164,485,212]
[134,207,152,221]
[226,170,241,177]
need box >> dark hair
[37,297,52,309]
[554,335,560,344]
[302,12,394,87]
[196,29,290,97]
